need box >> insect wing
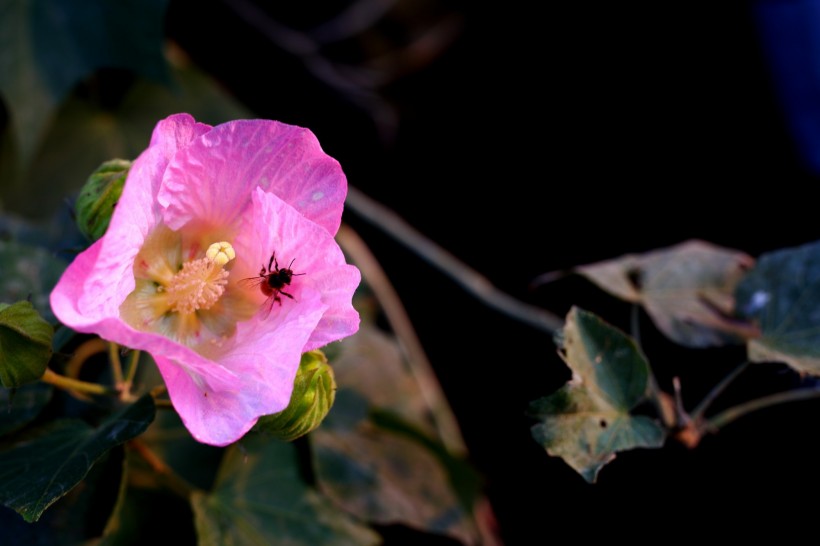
[258,293,278,320]
[238,276,266,290]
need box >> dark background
[166,1,820,543]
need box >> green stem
[690,361,749,422]
[108,342,124,385]
[124,350,140,385]
[41,368,115,396]
[705,386,820,431]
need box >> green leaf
[1,51,254,221]
[313,391,479,545]
[735,239,820,375]
[0,300,53,387]
[191,434,380,546]
[310,323,483,544]
[0,447,127,545]
[529,307,665,483]
[0,240,67,322]
[0,393,155,522]
[0,0,170,168]
[0,381,52,436]
[575,239,757,347]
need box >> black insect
[239,251,304,318]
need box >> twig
[41,368,114,396]
[344,185,565,334]
[705,386,820,431]
[690,361,749,422]
[337,223,467,457]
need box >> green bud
[253,350,337,441]
[75,159,131,242]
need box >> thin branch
[108,342,124,386]
[41,368,115,396]
[690,361,749,422]
[344,185,565,334]
[337,223,467,457]
[705,386,820,432]
[128,439,198,500]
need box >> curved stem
[705,386,820,431]
[108,342,124,385]
[128,439,198,500]
[337,223,468,456]
[40,368,115,396]
[690,361,749,422]
[124,350,141,385]
[345,185,564,334]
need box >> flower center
[121,225,260,352]
[165,243,235,314]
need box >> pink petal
[232,188,361,348]
[301,265,362,352]
[158,289,327,446]
[51,113,213,330]
[157,119,347,236]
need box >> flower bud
[75,159,131,242]
[252,350,336,441]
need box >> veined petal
[157,120,347,236]
[302,265,362,351]
[51,114,214,327]
[158,288,326,446]
[51,113,360,448]
[231,188,361,348]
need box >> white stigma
[206,241,236,266]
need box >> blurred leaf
[0,241,67,322]
[0,301,53,387]
[1,45,253,220]
[190,434,380,546]
[313,391,479,545]
[575,239,756,347]
[0,393,155,522]
[128,353,223,491]
[529,307,665,483]
[310,322,483,544]
[735,239,820,375]
[327,322,440,438]
[0,447,126,545]
[0,0,169,168]
[0,381,52,436]
[98,447,199,546]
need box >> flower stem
[690,361,749,422]
[337,223,468,457]
[40,368,115,396]
[344,185,564,334]
[119,349,142,401]
[128,439,198,500]
[108,342,124,385]
[705,386,820,431]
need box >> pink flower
[50,113,361,446]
